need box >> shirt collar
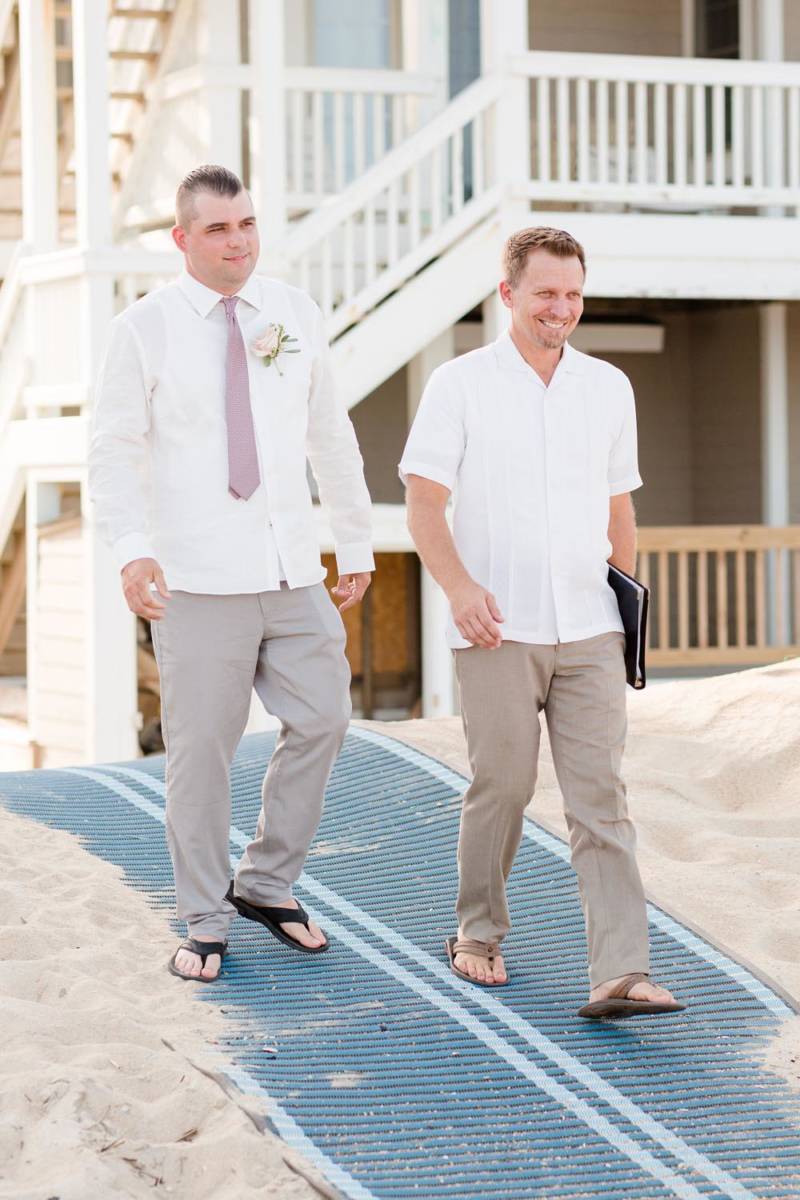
[177,268,262,318]
[493,328,584,377]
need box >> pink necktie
[223,295,260,500]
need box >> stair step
[109,49,160,61]
[111,131,135,144]
[110,90,146,102]
[110,7,172,18]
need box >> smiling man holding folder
[401,227,684,1018]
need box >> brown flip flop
[445,936,509,987]
[578,972,686,1019]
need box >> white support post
[18,0,58,249]
[739,0,756,59]
[759,302,790,642]
[71,0,111,248]
[480,0,530,233]
[758,0,784,215]
[407,328,455,423]
[201,0,244,175]
[25,479,60,755]
[84,498,140,763]
[421,566,455,717]
[681,0,695,57]
[482,288,508,344]
[250,0,287,247]
[401,0,448,123]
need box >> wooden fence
[637,526,800,666]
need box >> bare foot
[276,897,327,950]
[174,936,223,981]
[589,975,677,1005]
[454,942,507,986]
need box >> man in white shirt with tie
[89,165,374,982]
[401,227,684,1019]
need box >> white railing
[280,75,503,340]
[517,51,800,211]
[284,66,437,210]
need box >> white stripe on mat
[66,769,378,1200]
[77,763,758,1200]
[350,726,792,1019]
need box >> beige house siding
[350,366,408,505]
[689,305,761,524]
[33,520,86,768]
[529,0,683,56]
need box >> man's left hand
[331,572,372,612]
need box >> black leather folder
[607,564,649,690]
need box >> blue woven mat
[1,727,798,1200]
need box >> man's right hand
[121,557,171,620]
[448,580,504,648]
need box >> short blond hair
[502,226,586,288]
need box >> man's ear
[498,280,513,309]
[171,224,186,252]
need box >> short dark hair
[175,164,244,228]
[502,226,586,287]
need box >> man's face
[501,249,584,351]
[171,189,260,293]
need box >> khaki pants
[454,632,649,988]
[151,583,351,941]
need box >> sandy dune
[1,659,798,1197]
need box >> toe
[200,954,221,980]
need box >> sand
[1,659,798,1197]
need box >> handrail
[512,49,800,88]
[0,241,25,353]
[0,0,15,50]
[280,73,504,260]
[284,66,437,96]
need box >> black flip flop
[226,883,328,954]
[167,937,227,982]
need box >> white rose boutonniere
[251,323,300,376]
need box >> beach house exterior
[1,0,799,767]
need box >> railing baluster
[557,76,570,181]
[312,91,324,197]
[716,551,728,648]
[430,143,443,230]
[451,125,464,213]
[333,92,345,190]
[387,180,399,265]
[677,550,689,650]
[392,94,405,144]
[712,83,726,186]
[673,82,687,187]
[751,86,764,188]
[343,216,354,302]
[353,92,366,178]
[735,549,747,646]
[364,200,376,284]
[536,77,551,182]
[732,84,745,188]
[755,549,766,646]
[775,548,786,645]
[615,80,628,185]
[577,77,590,182]
[698,550,708,648]
[655,81,667,185]
[658,550,669,649]
[693,83,706,188]
[793,549,800,644]
[637,550,651,646]
[596,78,609,183]
[372,93,385,164]
[320,235,333,319]
[291,90,303,196]
[473,109,485,195]
[409,162,421,247]
[634,81,648,184]
[789,87,800,196]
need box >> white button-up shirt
[89,270,374,593]
[399,331,643,648]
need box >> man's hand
[331,572,371,612]
[449,580,504,648]
[121,557,171,620]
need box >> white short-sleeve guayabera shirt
[399,331,643,649]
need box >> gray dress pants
[151,583,351,940]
